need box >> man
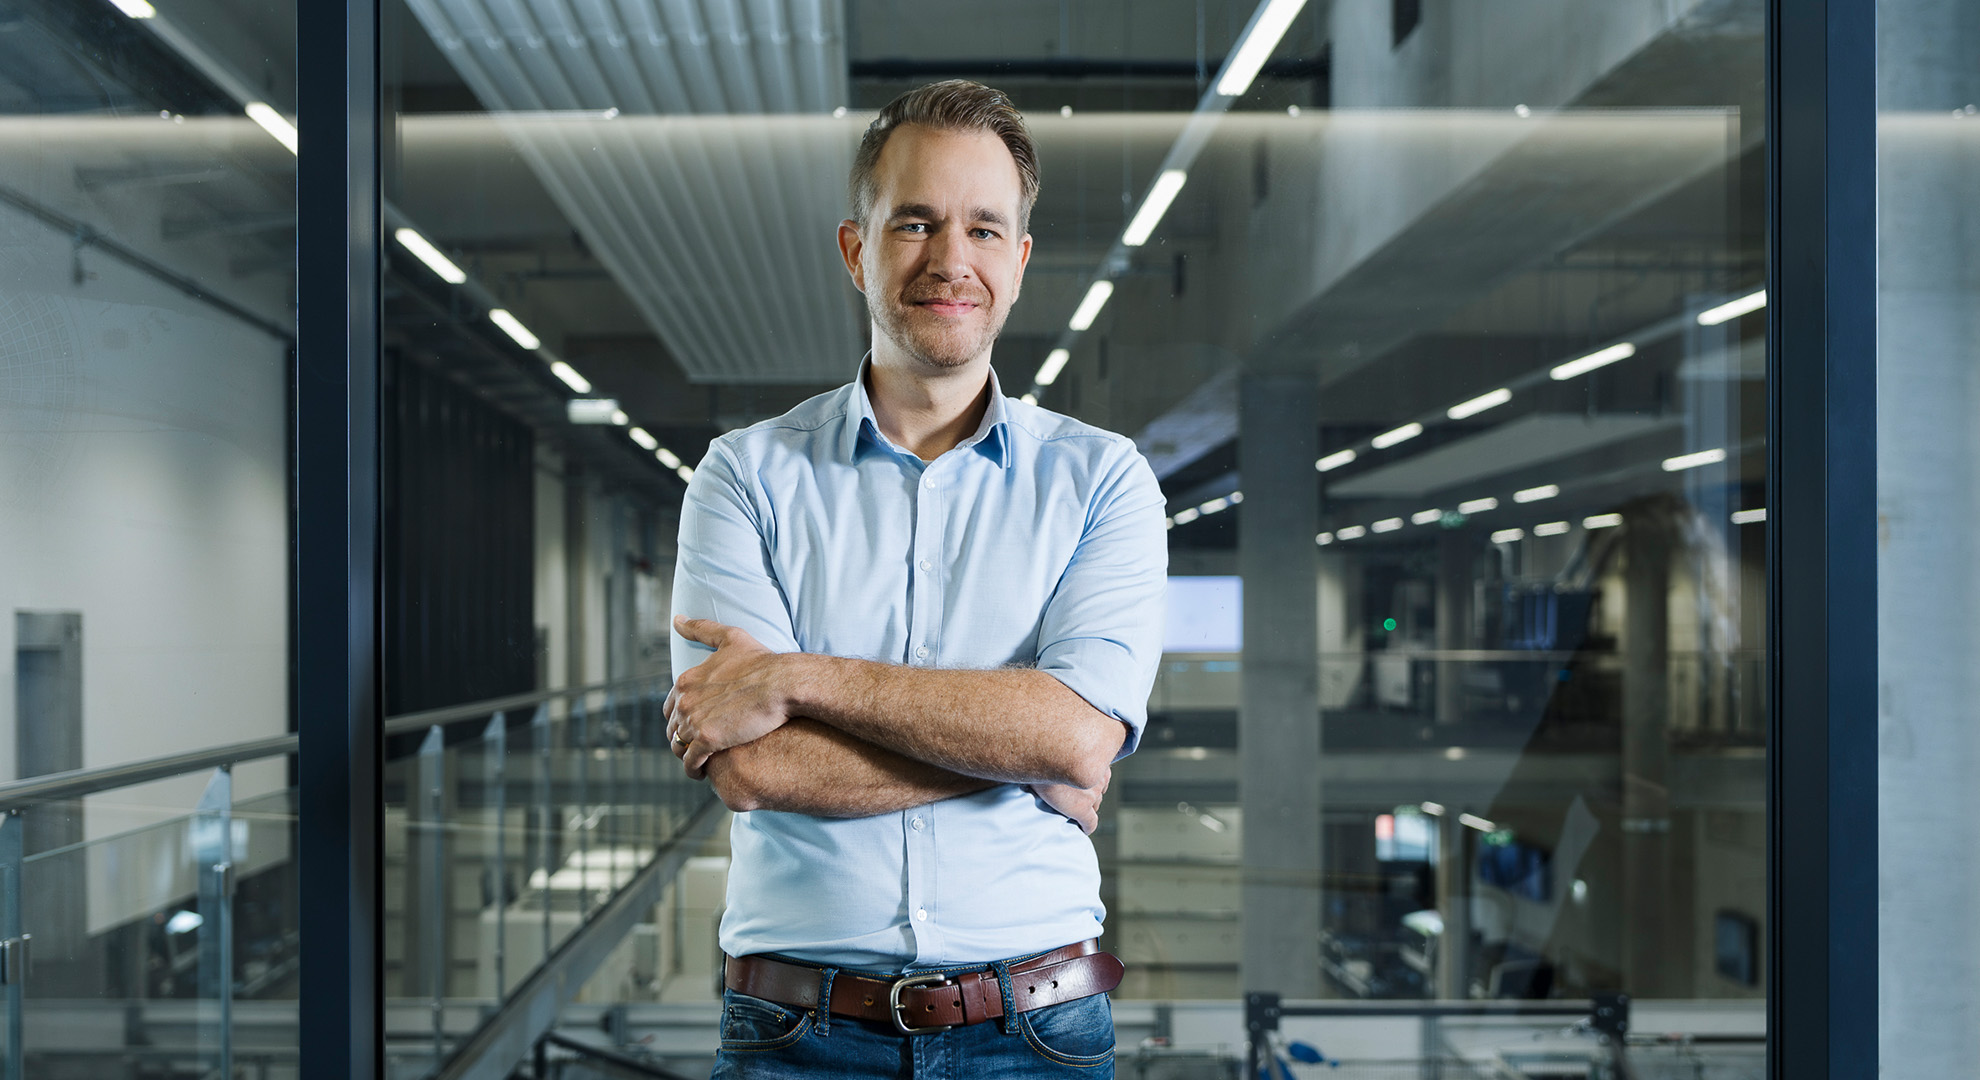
[666,80,1166,1078]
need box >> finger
[685,743,714,773]
[672,615,730,647]
[663,686,679,720]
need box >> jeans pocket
[1018,993,1116,1068]
[719,990,813,1051]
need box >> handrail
[0,674,672,811]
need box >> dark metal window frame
[290,0,1882,1073]
[1767,0,1878,1076]
[296,0,382,1073]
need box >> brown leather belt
[724,940,1124,1035]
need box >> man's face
[839,125,1032,372]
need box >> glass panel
[0,0,296,1071]
[1876,1,1979,1075]
[383,0,1768,1073]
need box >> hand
[666,616,796,777]
[1030,770,1109,835]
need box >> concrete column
[1619,507,1673,996]
[564,460,588,689]
[1238,372,1323,997]
[1433,814,1473,999]
[1877,3,1980,1074]
[1434,533,1470,726]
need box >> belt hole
[924,1004,935,1013]
[1051,980,1059,989]
[863,996,874,1006]
[1027,986,1036,994]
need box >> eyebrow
[887,203,1012,228]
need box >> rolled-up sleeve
[671,441,801,677]
[1033,445,1168,758]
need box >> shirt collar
[843,356,1013,469]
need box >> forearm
[782,658,1123,789]
[703,718,996,817]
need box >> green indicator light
[1383,618,1397,632]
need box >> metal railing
[0,675,720,1080]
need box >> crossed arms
[663,616,1123,831]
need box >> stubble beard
[870,291,1008,372]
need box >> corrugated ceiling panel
[404,0,864,382]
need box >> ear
[837,219,867,294]
[1013,231,1032,296]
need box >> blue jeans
[708,957,1116,1079]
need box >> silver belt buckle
[889,972,956,1035]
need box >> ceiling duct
[403,0,864,383]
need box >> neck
[866,346,994,461]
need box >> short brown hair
[849,80,1040,232]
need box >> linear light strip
[393,228,468,284]
[1035,348,1072,386]
[1216,0,1311,97]
[1698,290,1766,326]
[244,102,297,155]
[1122,170,1190,246]
[1068,281,1115,331]
[1551,342,1636,381]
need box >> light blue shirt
[670,363,1167,968]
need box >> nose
[924,227,972,283]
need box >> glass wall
[0,0,298,1070]
[1877,0,1980,1076]
[379,0,1769,1072]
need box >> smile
[915,300,979,317]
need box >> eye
[972,228,998,240]
[898,222,927,233]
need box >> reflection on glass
[1,0,297,1073]
[381,0,1769,1072]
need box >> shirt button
[922,475,936,489]
[918,559,933,572]
[910,816,925,831]
[915,908,929,922]
[915,646,931,659]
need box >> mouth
[913,298,981,318]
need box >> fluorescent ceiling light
[1698,290,1767,326]
[1315,532,1334,546]
[1533,521,1571,537]
[1458,497,1498,515]
[245,102,298,155]
[1371,517,1404,533]
[610,409,628,426]
[549,361,592,394]
[1731,507,1768,525]
[565,398,620,425]
[1035,348,1072,386]
[1371,422,1424,450]
[1447,388,1512,420]
[1173,507,1201,525]
[656,447,682,469]
[675,465,695,482]
[1584,513,1624,530]
[489,309,541,350]
[1419,801,1446,816]
[1164,518,1175,530]
[1228,491,1244,504]
[1216,0,1310,97]
[1411,509,1443,525]
[1020,393,1038,406]
[1459,813,1498,832]
[1551,342,1636,381]
[1122,170,1188,246]
[1199,497,1231,515]
[1513,484,1559,504]
[628,427,658,451]
[1491,528,1525,544]
[1662,447,1728,472]
[1316,448,1357,472]
[1068,280,1114,331]
[392,228,467,284]
[1335,525,1367,540]
[109,0,156,18]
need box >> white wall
[0,200,291,849]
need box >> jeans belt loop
[990,959,1019,1036]
[814,965,835,1036]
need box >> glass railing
[0,677,719,1080]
